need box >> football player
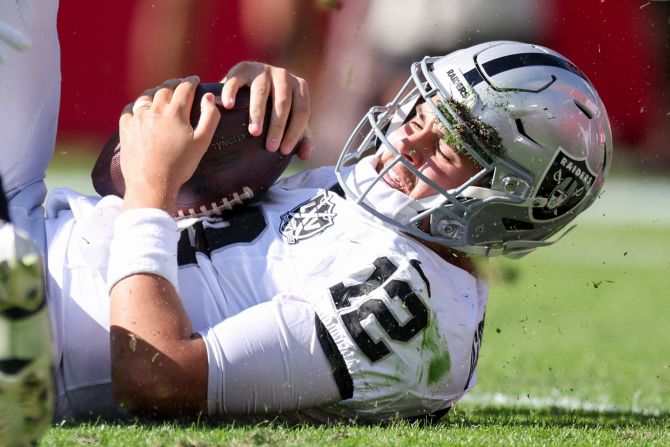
[101,43,611,422]
[1,2,612,444]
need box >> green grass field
[40,151,670,446]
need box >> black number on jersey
[329,257,430,363]
[464,313,485,391]
[177,206,267,265]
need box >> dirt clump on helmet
[438,98,503,163]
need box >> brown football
[91,83,293,218]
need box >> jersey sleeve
[199,295,342,416]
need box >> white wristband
[106,208,180,294]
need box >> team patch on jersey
[532,148,596,221]
[279,191,337,244]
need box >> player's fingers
[131,95,153,114]
[220,77,240,110]
[295,125,315,161]
[192,92,220,151]
[247,66,272,137]
[152,77,185,109]
[220,62,256,109]
[170,75,200,117]
[132,78,180,111]
[132,78,157,110]
[122,102,135,116]
[136,90,155,103]
[158,77,184,90]
[119,107,133,127]
[278,76,310,155]
[265,70,294,152]
[151,87,173,110]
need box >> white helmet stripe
[463,52,590,88]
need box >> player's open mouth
[382,168,411,195]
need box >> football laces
[176,186,255,219]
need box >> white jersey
[44,161,488,422]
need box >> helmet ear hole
[501,218,534,231]
[514,118,540,146]
[479,173,494,188]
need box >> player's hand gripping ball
[91,83,294,218]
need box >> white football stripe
[579,178,670,226]
[460,391,664,416]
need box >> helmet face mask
[335,41,612,257]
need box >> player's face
[376,100,481,200]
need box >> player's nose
[396,124,435,168]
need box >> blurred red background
[57,0,261,139]
[56,0,668,166]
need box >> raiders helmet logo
[280,191,337,244]
[533,148,596,221]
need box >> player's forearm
[106,205,207,416]
[122,184,179,215]
[109,273,208,416]
[110,273,196,362]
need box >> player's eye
[409,117,423,131]
[435,139,452,161]
[419,107,435,126]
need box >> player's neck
[430,243,478,275]
[408,233,479,276]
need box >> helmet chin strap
[412,194,446,210]
[346,155,433,225]
[346,157,468,229]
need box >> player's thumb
[193,93,220,149]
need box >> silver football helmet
[335,41,612,257]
